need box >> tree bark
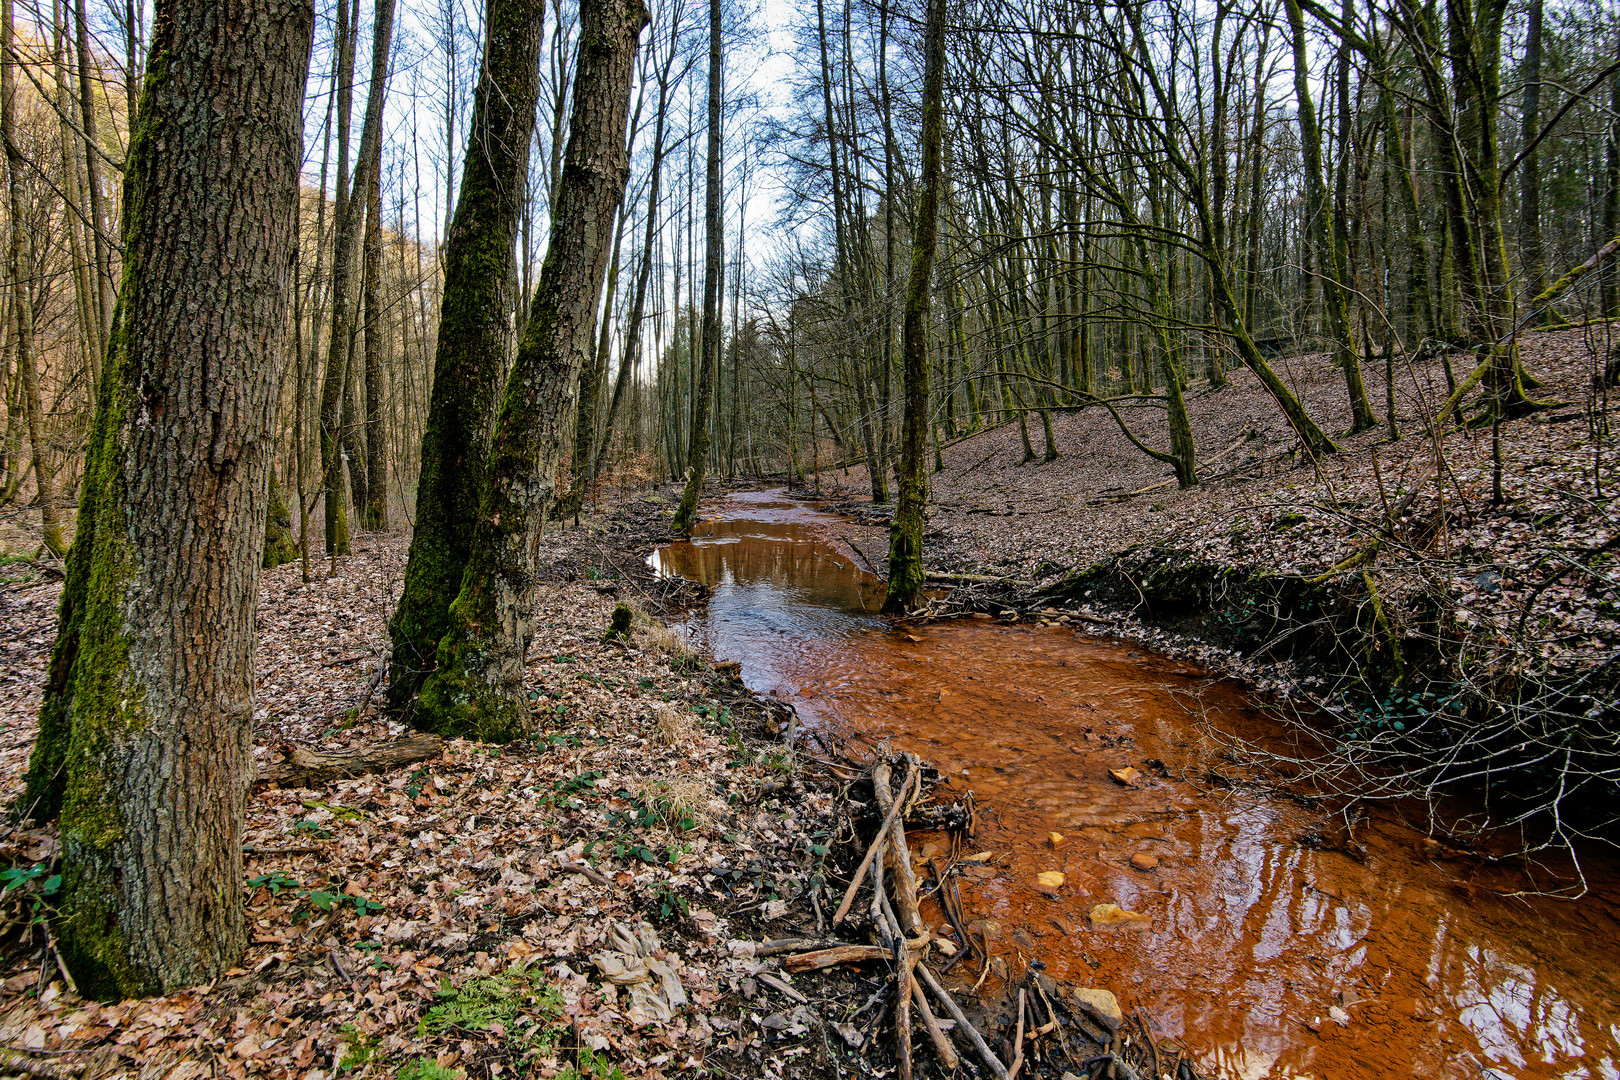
[591,28,682,487]
[671,0,723,533]
[883,0,945,614]
[46,0,312,998]
[362,170,389,530]
[388,0,546,712]
[1286,0,1374,432]
[1518,0,1545,301]
[415,0,646,740]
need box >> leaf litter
[0,497,874,1079]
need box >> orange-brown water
[652,489,1620,1080]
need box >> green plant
[405,768,430,799]
[247,870,300,896]
[418,965,565,1050]
[337,1024,381,1072]
[246,872,382,918]
[544,770,603,810]
[559,1048,626,1080]
[308,890,384,916]
[0,863,61,926]
[648,881,688,921]
[398,1058,464,1080]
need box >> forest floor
[0,503,930,1080]
[817,323,1620,705]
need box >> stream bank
[651,485,1620,1080]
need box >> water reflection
[655,490,1620,1080]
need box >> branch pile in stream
[751,753,1216,1080]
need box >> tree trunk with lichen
[37,0,312,999]
[414,0,646,741]
[387,0,546,713]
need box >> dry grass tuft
[635,773,710,830]
[636,620,687,660]
[652,702,694,746]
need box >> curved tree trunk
[46,0,312,998]
[415,0,647,740]
[388,0,546,712]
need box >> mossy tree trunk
[387,0,546,713]
[414,0,647,740]
[670,0,723,534]
[40,0,312,998]
[883,0,945,614]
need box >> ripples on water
[652,489,1620,1080]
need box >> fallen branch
[254,733,444,790]
[915,961,1011,1080]
[1007,988,1027,1080]
[871,761,925,936]
[757,972,809,1003]
[924,571,1034,588]
[751,938,840,958]
[781,944,890,972]
[910,975,960,1071]
[839,535,883,577]
[832,763,918,926]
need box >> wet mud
[652,489,1620,1080]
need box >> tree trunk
[1518,0,1545,301]
[884,0,945,613]
[318,0,359,557]
[47,0,312,998]
[362,170,389,530]
[671,0,723,533]
[1286,0,1374,433]
[592,38,680,487]
[415,0,646,740]
[387,0,546,713]
[74,0,114,356]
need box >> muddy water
[651,490,1620,1080]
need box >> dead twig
[559,861,613,887]
[1007,988,1028,1080]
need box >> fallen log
[254,733,444,790]
[924,571,1034,588]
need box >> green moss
[415,630,527,744]
[603,603,633,641]
[262,477,299,569]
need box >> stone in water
[1090,903,1151,927]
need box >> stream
[650,489,1620,1080]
